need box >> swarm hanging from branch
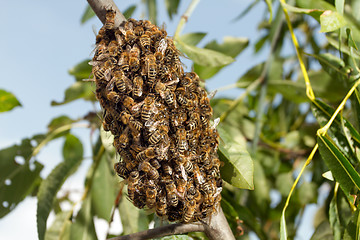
[92,9,222,223]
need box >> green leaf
[329,194,342,240]
[123,5,137,19]
[175,40,235,67]
[47,116,74,132]
[68,59,92,81]
[178,32,207,46]
[265,0,273,22]
[193,37,249,79]
[275,172,294,196]
[70,196,97,240]
[280,213,287,240]
[37,134,83,240]
[327,36,360,60]
[280,1,323,21]
[310,221,334,240]
[217,124,254,189]
[100,126,115,154]
[318,135,360,193]
[81,5,95,24]
[155,236,193,240]
[0,138,44,218]
[45,211,72,240]
[0,89,21,113]
[165,0,180,20]
[119,188,149,234]
[298,182,317,205]
[146,0,157,25]
[51,81,96,106]
[91,154,117,221]
[320,10,346,33]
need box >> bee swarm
[92,10,222,223]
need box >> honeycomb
[92,10,222,223]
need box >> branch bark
[87,0,126,27]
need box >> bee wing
[212,118,220,129]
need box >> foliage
[1,0,360,239]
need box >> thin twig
[87,0,126,27]
[174,0,200,39]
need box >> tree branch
[87,0,126,27]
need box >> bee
[108,40,119,57]
[139,31,151,51]
[201,181,215,196]
[176,128,188,153]
[94,39,108,60]
[139,160,159,180]
[187,112,200,130]
[148,125,168,145]
[134,25,144,36]
[165,181,178,207]
[125,29,137,45]
[183,199,196,223]
[162,163,173,176]
[118,127,130,149]
[118,51,130,72]
[149,158,161,169]
[112,69,131,93]
[145,54,157,85]
[157,38,168,55]
[129,44,141,72]
[136,147,157,162]
[93,65,111,82]
[193,164,205,186]
[154,81,178,108]
[170,110,187,128]
[200,114,210,127]
[132,75,144,98]
[146,181,157,209]
[175,87,188,106]
[183,159,193,173]
[115,29,125,46]
[104,10,116,29]
[114,161,130,179]
[122,96,141,116]
[128,171,140,201]
[141,94,157,121]
[176,178,187,199]
[156,193,167,217]
[102,111,113,131]
[107,91,121,103]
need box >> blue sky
[0,1,317,239]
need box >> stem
[174,0,200,39]
[87,0,126,27]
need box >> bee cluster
[92,10,222,223]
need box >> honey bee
[165,181,178,207]
[129,44,141,72]
[139,160,159,180]
[118,127,130,149]
[114,161,129,179]
[107,40,119,57]
[176,128,188,153]
[136,147,157,162]
[112,69,131,93]
[201,181,215,196]
[148,125,168,145]
[176,178,187,199]
[107,91,121,103]
[94,39,108,60]
[183,199,196,223]
[141,94,157,122]
[115,29,125,46]
[193,165,205,186]
[102,110,113,131]
[157,38,168,55]
[175,87,188,106]
[200,114,210,127]
[156,192,167,217]
[134,25,144,36]
[183,159,193,173]
[139,31,151,51]
[104,10,116,29]
[149,158,161,169]
[128,171,140,201]
[145,54,157,85]
[93,65,111,82]
[146,181,157,209]
[170,110,187,128]
[132,75,144,98]
[187,112,200,130]
[125,30,137,45]
[162,163,173,176]
[122,96,141,116]
[118,51,130,72]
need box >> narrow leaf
[178,32,207,46]
[45,211,72,240]
[175,40,234,67]
[318,135,360,193]
[70,196,97,240]
[123,5,137,19]
[146,0,157,25]
[165,0,180,20]
[217,124,254,189]
[81,5,95,24]
[265,0,273,22]
[51,82,96,106]
[68,59,92,81]
[37,134,83,240]
[0,89,21,113]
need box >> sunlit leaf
[70,196,97,240]
[81,5,95,24]
[165,0,180,20]
[318,135,360,193]
[232,0,260,21]
[310,221,334,240]
[320,10,346,33]
[68,59,92,81]
[327,36,360,60]
[0,89,21,113]
[123,5,137,19]
[217,124,254,189]
[91,154,117,221]
[100,126,115,154]
[275,172,294,196]
[0,138,44,218]
[37,134,83,240]
[51,82,96,106]
[45,211,72,240]
[329,193,342,240]
[118,188,149,234]
[280,1,323,21]
[175,40,234,67]
[178,32,207,46]
[193,37,248,79]
[322,171,334,181]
